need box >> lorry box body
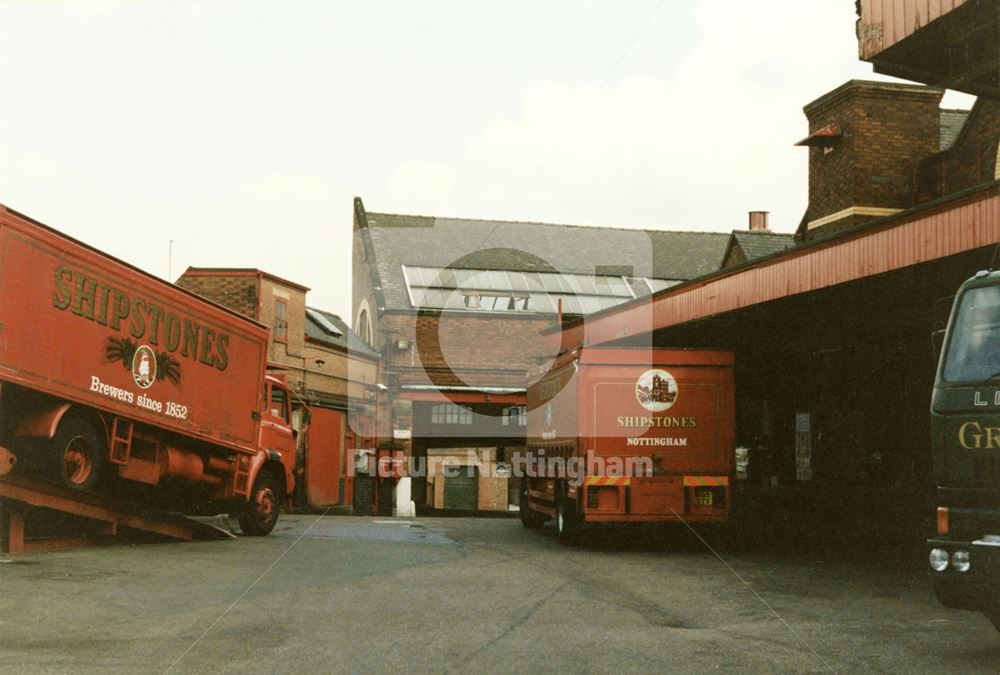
[0,208,268,452]
[0,204,296,535]
[522,347,734,535]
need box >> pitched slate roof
[940,109,970,151]
[728,230,797,262]
[305,306,379,358]
[357,204,730,312]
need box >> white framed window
[431,403,473,425]
[501,405,527,427]
[401,264,638,315]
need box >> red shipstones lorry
[0,204,298,535]
[519,348,735,541]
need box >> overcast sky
[0,1,975,321]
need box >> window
[358,308,371,344]
[306,308,342,337]
[431,403,473,425]
[942,286,1000,383]
[354,300,375,345]
[502,405,527,427]
[401,264,637,315]
[267,384,289,423]
[274,298,288,342]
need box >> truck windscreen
[943,285,1000,383]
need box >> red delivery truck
[0,204,299,535]
[519,347,734,541]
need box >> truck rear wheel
[51,417,105,491]
[239,470,282,536]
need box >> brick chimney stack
[797,80,944,242]
[748,211,769,232]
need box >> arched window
[356,301,373,346]
[359,309,370,343]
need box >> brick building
[552,61,999,544]
[917,99,1000,202]
[352,198,730,512]
[794,79,999,243]
[720,211,796,269]
[795,80,947,238]
[176,268,379,511]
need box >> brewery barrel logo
[106,337,182,387]
[636,369,677,412]
[131,345,157,389]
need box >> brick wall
[352,208,382,353]
[801,81,944,241]
[380,311,557,388]
[722,245,747,269]
[918,99,1000,201]
[175,272,258,319]
[178,269,371,407]
[260,277,306,363]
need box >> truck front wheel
[556,488,580,543]
[51,417,105,491]
[239,470,282,536]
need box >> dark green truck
[929,269,1000,631]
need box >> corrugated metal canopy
[556,183,1000,350]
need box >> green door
[444,466,478,511]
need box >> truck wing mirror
[251,411,261,421]
[931,329,946,363]
[933,295,955,330]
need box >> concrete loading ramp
[0,474,235,554]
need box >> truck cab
[260,375,298,483]
[928,269,1000,630]
[235,375,300,536]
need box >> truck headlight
[929,548,949,572]
[952,549,971,573]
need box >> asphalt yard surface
[1,515,998,673]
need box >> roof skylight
[401,265,638,315]
[306,308,343,336]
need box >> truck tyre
[239,470,282,536]
[988,610,1000,633]
[51,416,105,491]
[556,488,579,544]
[519,484,545,529]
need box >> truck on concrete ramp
[0,203,299,537]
